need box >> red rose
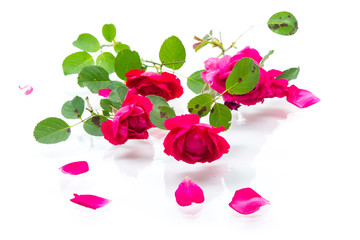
[163,114,230,164]
[125,69,183,101]
[101,89,153,145]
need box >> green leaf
[102,24,116,42]
[78,65,111,93]
[259,50,274,68]
[62,52,94,75]
[73,33,101,52]
[96,52,115,74]
[149,106,176,130]
[276,67,300,81]
[114,49,141,80]
[159,36,186,70]
[114,42,130,53]
[187,70,206,94]
[100,99,115,112]
[61,96,85,119]
[225,57,260,95]
[187,93,213,117]
[209,103,232,131]
[107,85,129,108]
[83,116,107,136]
[147,95,175,129]
[34,117,71,144]
[268,11,298,36]
[108,80,126,90]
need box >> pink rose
[201,46,319,108]
[100,89,153,145]
[163,114,230,164]
[125,69,183,101]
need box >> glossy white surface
[1,0,359,239]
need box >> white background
[1,0,359,239]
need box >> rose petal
[98,88,111,97]
[286,85,320,108]
[70,194,110,210]
[164,114,200,130]
[59,161,89,175]
[19,85,33,95]
[175,177,205,206]
[229,188,270,215]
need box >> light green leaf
[83,116,107,136]
[159,36,186,70]
[147,95,175,129]
[114,42,130,53]
[268,11,298,36]
[100,99,116,112]
[114,49,141,80]
[107,85,128,108]
[259,50,274,68]
[209,103,232,131]
[61,96,85,119]
[187,93,213,117]
[34,117,71,144]
[225,57,260,95]
[276,67,300,81]
[73,33,101,52]
[187,70,206,94]
[77,65,111,93]
[62,52,94,75]
[102,24,116,42]
[96,52,115,74]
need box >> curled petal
[59,161,89,175]
[175,177,205,206]
[229,188,270,215]
[19,85,33,95]
[98,88,111,97]
[287,85,320,108]
[70,194,110,210]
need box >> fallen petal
[99,88,111,97]
[287,85,320,108]
[70,194,110,210]
[59,161,89,175]
[229,188,270,215]
[19,85,33,95]
[175,177,205,207]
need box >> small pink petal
[19,85,33,95]
[175,177,205,207]
[70,194,110,210]
[59,161,89,175]
[99,88,112,97]
[287,85,320,108]
[229,188,270,215]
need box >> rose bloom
[201,46,319,108]
[163,114,230,164]
[125,69,183,101]
[100,89,153,145]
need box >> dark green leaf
[259,50,274,68]
[102,24,116,42]
[108,80,126,90]
[100,99,116,112]
[114,42,130,53]
[96,52,115,74]
[149,106,176,130]
[114,49,141,80]
[209,103,232,131]
[147,95,169,109]
[159,36,186,70]
[276,67,300,81]
[62,52,94,75]
[187,70,206,94]
[225,57,260,95]
[77,65,111,93]
[34,117,71,144]
[61,96,85,119]
[268,11,298,36]
[187,94,213,117]
[73,33,100,52]
[83,116,107,136]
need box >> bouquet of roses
[33,11,319,213]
